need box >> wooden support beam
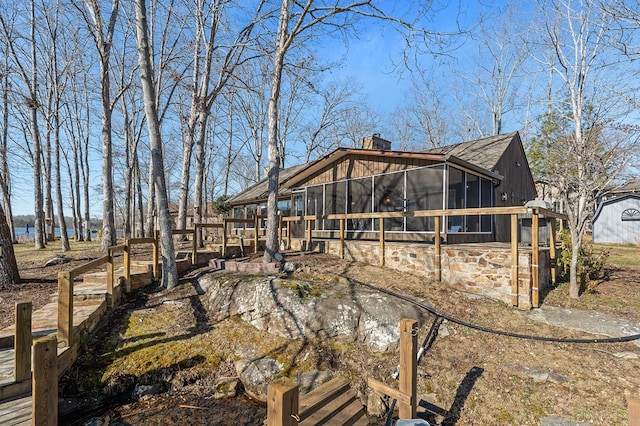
[153,231,159,279]
[192,224,198,266]
[511,214,519,307]
[32,335,58,426]
[379,218,385,266]
[367,378,412,406]
[434,216,441,281]
[306,219,312,251]
[14,301,32,382]
[339,218,345,259]
[531,210,540,308]
[123,241,131,285]
[267,378,298,426]
[549,218,558,285]
[399,318,417,419]
[287,221,291,250]
[57,271,73,347]
[106,254,114,307]
[254,215,259,254]
[222,219,228,257]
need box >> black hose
[350,277,640,344]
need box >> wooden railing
[280,206,567,309]
[267,318,418,425]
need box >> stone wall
[289,238,550,309]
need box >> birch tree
[133,0,177,289]
[177,0,266,238]
[535,0,638,298]
[76,0,120,250]
[0,2,46,249]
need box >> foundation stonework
[289,238,550,309]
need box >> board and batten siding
[297,154,437,187]
[592,195,640,244]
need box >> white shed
[592,194,640,244]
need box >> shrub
[557,229,609,292]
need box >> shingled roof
[227,163,309,206]
[424,132,519,172]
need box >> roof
[607,178,640,195]
[424,132,519,172]
[592,193,640,223]
[229,132,521,204]
[227,163,309,206]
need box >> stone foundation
[288,238,550,309]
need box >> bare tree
[263,0,438,262]
[133,0,177,289]
[0,2,46,249]
[176,0,266,239]
[534,0,639,298]
[76,0,120,250]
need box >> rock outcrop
[198,273,427,353]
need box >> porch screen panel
[245,205,257,229]
[480,178,492,232]
[306,185,323,230]
[348,177,372,233]
[406,166,444,232]
[466,174,480,232]
[233,206,244,229]
[447,167,464,232]
[324,181,346,230]
[374,172,404,231]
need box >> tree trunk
[193,111,209,247]
[134,0,178,288]
[263,0,290,263]
[0,203,19,285]
[55,117,70,252]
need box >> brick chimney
[362,133,391,151]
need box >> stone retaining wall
[289,239,550,309]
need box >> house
[592,182,640,244]
[226,131,556,309]
[275,131,536,243]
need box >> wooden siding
[492,137,537,242]
[593,195,640,244]
[297,154,438,187]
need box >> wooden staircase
[298,377,367,425]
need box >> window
[447,167,464,232]
[622,208,640,221]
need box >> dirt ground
[2,243,640,425]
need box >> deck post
[267,377,299,426]
[254,215,259,253]
[153,230,159,279]
[192,224,198,266]
[629,395,640,426]
[531,209,540,308]
[549,218,558,285]
[399,318,417,419]
[434,216,441,281]
[14,301,32,382]
[286,220,291,250]
[57,271,73,347]
[124,240,131,287]
[379,218,385,266]
[306,219,312,251]
[222,219,228,257]
[106,252,114,307]
[32,335,58,426]
[339,218,345,259]
[511,214,519,307]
